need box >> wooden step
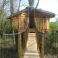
[24,52,40,58]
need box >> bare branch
[36,0,39,8]
[10,0,14,15]
[17,0,21,11]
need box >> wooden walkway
[24,33,40,58]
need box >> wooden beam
[18,34,24,58]
[29,28,36,33]
[41,31,45,58]
[41,19,45,58]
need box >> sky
[21,0,58,15]
[20,0,58,22]
[1,0,57,22]
[38,0,58,14]
[38,0,58,22]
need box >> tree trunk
[28,0,34,7]
[10,0,14,15]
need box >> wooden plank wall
[35,16,50,32]
[12,12,28,32]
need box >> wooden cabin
[7,7,55,58]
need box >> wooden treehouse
[8,7,55,58]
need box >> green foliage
[44,22,58,54]
[4,20,13,33]
[0,9,5,32]
[0,9,13,33]
[45,32,58,54]
[50,22,58,31]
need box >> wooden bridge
[24,33,40,58]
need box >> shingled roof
[7,7,55,19]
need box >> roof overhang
[7,7,55,19]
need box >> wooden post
[18,33,24,58]
[18,30,28,58]
[41,31,45,58]
[21,31,28,58]
[41,18,46,58]
[36,32,40,57]
[36,31,45,58]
